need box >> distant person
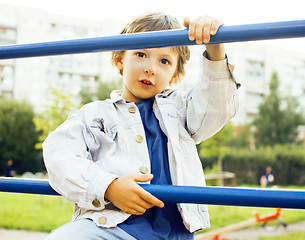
[260,166,274,187]
[5,160,15,177]
[265,166,274,186]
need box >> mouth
[139,79,153,88]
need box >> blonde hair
[111,12,190,84]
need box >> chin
[136,93,156,99]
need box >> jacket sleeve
[43,114,118,211]
[182,52,239,144]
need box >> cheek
[125,61,143,74]
[166,68,177,82]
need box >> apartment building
[0,3,122,111]
[0,3,304,126]
[226,43,305,124]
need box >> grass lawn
[0,185,304,233]
[0,192,73,232]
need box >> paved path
[1,221,304,240]
[0,229,49,240]
[220,220,305,240]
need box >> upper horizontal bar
[0,20,305,60]
[1,177,305,209]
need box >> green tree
[253,72,304,147]
[96,78,122,101]
[79,86,94,105]
[281,96,305,144]
[230,124,253,149]
[34,87,77,149]
[79,78,122,105]
[198,122,234,185]
[0,99,41,174]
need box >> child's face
[117,47,178,102]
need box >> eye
[136,52,146,58]
[160,58,170,65]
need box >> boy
[44,12,239,240]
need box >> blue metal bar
[1,177,305,209]
[0,20,305,60]
[0,177,58,195]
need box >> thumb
[183,16,190,28]
[132,174,154,183]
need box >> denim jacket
[43,54,239,233]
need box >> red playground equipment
[195,208,287,240]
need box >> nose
[144,65,156,76]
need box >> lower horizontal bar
[0,178,304,209]
[0,20,305,59]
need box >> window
[246,60,264,78]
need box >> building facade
[0,4,122,111]
[1,3,305,126]
[227,43,305,124]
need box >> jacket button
[92,199,101,208]
[98,216,107,225]
[136,135,143,143]
[139,166,148,174]
[128,106,136,113]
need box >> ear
[114,55,123,71]
[169,72,178,85]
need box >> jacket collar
[105,89,176,104]
[105,90,125,104]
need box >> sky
[0,0,304,53]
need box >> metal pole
[0,20,305,59]
[1,178,304,209]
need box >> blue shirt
[5,164,13,177]
[119,98,193,240]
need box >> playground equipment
[254,208,287,232]
[0,20,305,59]
[194,208,287,240]
[0,178,298,239]
[1,18,305,237]
[0,178,305,209]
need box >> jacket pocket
[87,118,117,152]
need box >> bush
[200,145,305,185]
[0,99,42,175]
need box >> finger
[121,195,149,215]
[137,198,155,210]
[132,174,154,183]
[202,25,211,44]
[140,190,164,208]
[131,205,147,215]
[132,193,155,210]
[188,19,195,41]
[183,16,190,28]
[202,18,213,44]
[131,210,145,215]
[195,19,206,44]
[125,205,146,215]
[210,20,224,35]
